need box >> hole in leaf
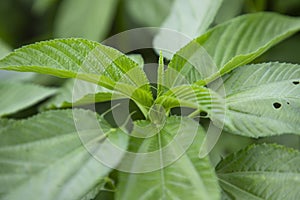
[273,102,282,109]
[287,102,290,105]
[292,81,299,85]
[200,111,208,117]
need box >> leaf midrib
[226,80,300,100]
[162,126,211,199]
[218,178,265,200]
[218,171,300,177]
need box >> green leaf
[0,109,128,200]
[116,116,220,200]
[41,79,125,109]
[215,0,244,24]
[94,190,114,200]
[168,12,300,85]
[157,52,165,97]
[54,0,118,41]
[32,0,58,15]
[0,39,35,81]
[0,39,11,59]
[215,62,300,137]
[216,144,300,200]
[0,118,15,132]
[127,54,144,68]
[126,0,173,27]
[0,82,56,117]
[154,0,223,58]
[0,38,153,109]
[0,71,35,82]
[156,84,228,125]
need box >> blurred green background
[1,0,300,64]
[0,0,299,47]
